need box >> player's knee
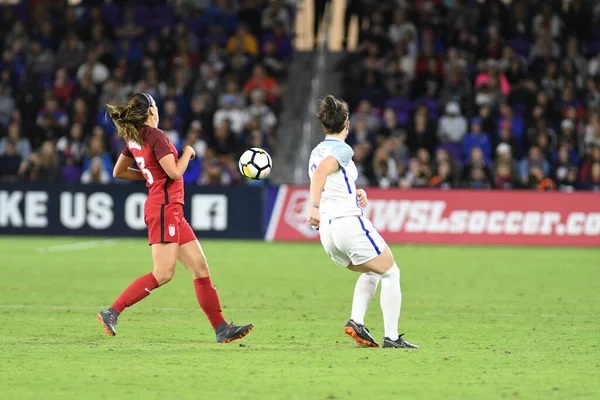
[153,264,176,285]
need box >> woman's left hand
[357,189,368,208]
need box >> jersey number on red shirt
[135,156,155,184]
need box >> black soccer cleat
[215,321,254,343]
[344,319,379,347]
[382,334,419,348]
[96,308,119,337]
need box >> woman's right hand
[184,146,196,160]
[308,205,320,229]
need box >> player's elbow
[112,168,122,179]
[167,171,182,180]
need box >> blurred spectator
[5,22,29,53]
[185,94,214,133]
[584,114,600,150]
[353,143,372,187]
[28,41,55,78]
[71,97,92,133]
[400,158,428,188]
[195,63,222,97]
[199,159,233,185]
[429,161,454,189]
[584,162,600,191]
[243,65,280,104]
[82,137,113,181]
[245,89,277,135]
[0,141,22,183]
[347,117,373,147]
[557,166,580,192]
[407,106,437,153]
[81,156,110,184]
[260,40,287,80]
[262,0,291,35]
[53,68,76,103]
[116,7,145,41]
[37,97,69,130]
[162,118,181,145]
[211,122,239,159]
[226,24,259,57]
[214,95,247,135]
[462,117,491,162]
[494,143,520,185]
[0,85,15,126]
[56,35,86,75]
[527,166,556,191]
[580,144,600,182]
[76,52,109,85]
[387,133,409,167]
[200,0,239,35]
[350,100,381,134]
[62,156,82,184]
[437,102,467,144]
[494,162,514,190]
[533,3,562,39]
[520,146,550,184]
[0,123,31,160]
[372,146,397,189]
[388,9,417,46]
[218,79,246,109]
[462,147,493,188]
[552,144,577,182]
[30,141,61,182]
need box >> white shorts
[319,216,387,267]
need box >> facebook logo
[191,195,228,231]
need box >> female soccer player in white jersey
[307,95,418,348]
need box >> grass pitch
[0,237,599,400]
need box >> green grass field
[0,237,599,400]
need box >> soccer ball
[239,148,272,180]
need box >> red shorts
[145,203,197,246]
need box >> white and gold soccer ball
[238,148,272,180]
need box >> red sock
[194,277,226,329]
[112,273,160,314]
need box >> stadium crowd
[342,0,600,191]
[0,0,292,185]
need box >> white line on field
[423,312,600,318]
[0,305,598,318]
[36,239,118,254]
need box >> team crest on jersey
[283,190,319,238]
[168,224,176,237]
[128,140,142,150]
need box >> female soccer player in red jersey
[96,93,253,343]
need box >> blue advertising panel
[0,184,264,239]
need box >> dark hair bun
[317,95,349,134]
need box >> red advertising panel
[265,186,600,246]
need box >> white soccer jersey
[308,137,386,267]
[308,137,362,220]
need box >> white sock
[350,272,380,325]
[379,264,401,341]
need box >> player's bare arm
[308,155,339,227]
[158,146,195,180]
[113,154,146,181]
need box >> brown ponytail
[106,93,152,145]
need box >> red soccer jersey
[121,126,184,205]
